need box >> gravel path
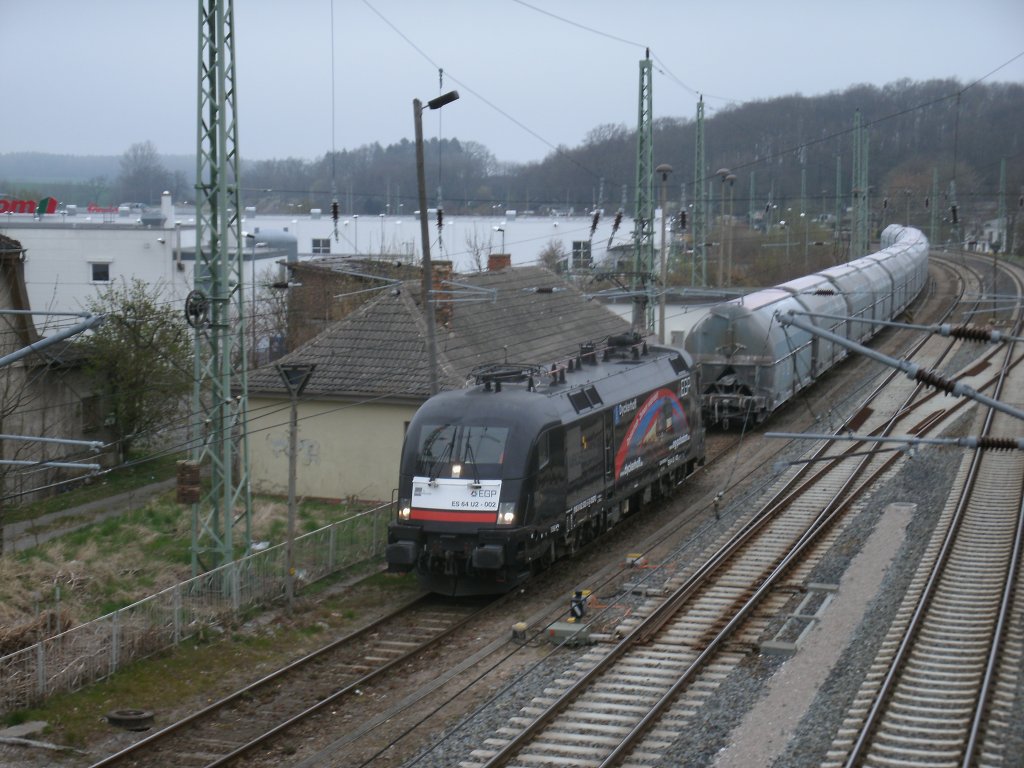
[713,501,915,768]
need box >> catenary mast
[692,97,707,287]
[188,0,252,575]
[632,51,655,332]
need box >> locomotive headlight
[398,499,412,520]
[451,463,462,478]
[497,502,516,525]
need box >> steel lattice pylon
[190,0,252,575]
[692,97,707,287]
[632,54,655,332]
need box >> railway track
[88,594,491,768]
[84,252,1021,768]
[825,266,1024,768]
[446,256,1021,768]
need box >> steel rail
[478,266,970,768]
[962,484,1024,766]
[600,256,1000,767]
[88,592,493,768]
[842,264,1024,768]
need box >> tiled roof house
[246,261,633,502]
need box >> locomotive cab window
[537,430,551,470]
[414,423,510,478]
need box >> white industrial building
[1,193,647,339]
[0,194,291,335]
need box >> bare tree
[117,141,173,205]
[539,239,568,271]
[463,231,488,273]
[253,265,290,365]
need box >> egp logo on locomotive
[412,477,502,511]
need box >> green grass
[3,452,184,526]
[5,488,392,624]
[3,573,422,748]
[3,632,291,747]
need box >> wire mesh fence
[0,502,394,715]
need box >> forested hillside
[2,79,1021,225]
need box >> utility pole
[189,0,252,575]
[277,363,315,614]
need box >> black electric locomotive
[386,335,705,596]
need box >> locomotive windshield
[414,423,510,479]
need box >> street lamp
[801,211,808,270]
[780,213,792,261]
[353,214,359,255]
[379,212,386,255]
[656,163,672,343]
[494,226,505,253]
[414,89,460,395]
[275,362,316,615]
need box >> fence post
[36,642,45,699]
[173,583,182,645]
[110,612,120,677]
[232,562,241,614]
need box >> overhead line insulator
[943,324,1003,343]
[912,368,958,394]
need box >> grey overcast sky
[5,0,1023,165]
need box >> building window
[312,238,331,255]
[91,262,110,282]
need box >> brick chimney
[432,260,454,326]
[488,253,512,271]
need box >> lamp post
[799,211,808,270]
[656,163,672,343]
[414,89,460,395]
[781,215,792,261]
[353,214,359,255]
[379,212,386,255]
[494,226,505,253]
[275,362,315,615]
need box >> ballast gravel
[402,437,970,768]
